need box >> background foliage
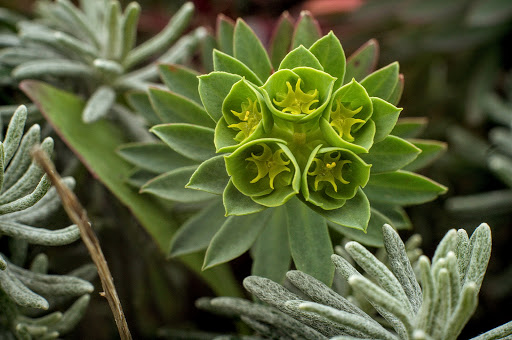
[1,0,511,339]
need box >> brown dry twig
[31,145,132,340]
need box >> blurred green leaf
[201,31,217,73]
[292,11,321,49]
[169,199,226,257]
[390,117,428,139]
[158,64,201,105]
[286,198,334,285]
[466,0,512,27]
[250,206,291,283]
[269,12,294,70]
[402,139,447,172]
[118,142,197,174]
[217,14,235,55]
[387,74,404,106]
[141,166,215,202]
[344,39,378,83]
[203,210,271,269]
[149,88,214,127]
[125,91,161,125]
[373,204,412,231]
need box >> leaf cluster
[198,223,512,340]
[120,11,447,283]
[0,0,204,124]
[0,106,94,339]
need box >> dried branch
[31,145,132,340]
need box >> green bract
[121,12,447,283]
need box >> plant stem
[31,145,132,340]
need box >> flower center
[228,98,262,142]
[330,98,364,142]
[245,143,291,189]
[273,78,319,115]
[308,152,351,192]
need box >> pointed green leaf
[120,2,140,59]
[391,117,428,139]
[402,139,447,172]
[105,0,122,60]
[234,19,272,82]
[388,74,404,106]
[3,105,27,165]
[309,187,371,231]
[223,180,267,216]
[149,88,214,127]
[141,166,214,202]
[126,169,156,188]
[125,2,194,68]
[213,49,263,85]
[372,203,412,230]
[159,64,201,104]
[292,11,321,49]
[362,135,421,173]
[198,71,242,122]
[327,208,387,248]
[361,62,399,101]
[82,86,116,123]
[117,142,197,174]
[20,80,243,299]
[309,31,346,90]
[365,170,447,205]
[345,39,379,83]
[216,14,235,55]
[286,197,334,285]
[187,155,229,195]
[269,12,294,70]
[201,31,217,73]
[150,123,215,162]
[371,97,402,143]
[125,91,161,125]
[12,60,93,80]
[203,210,271,269]
[169,199,226,257]
[279,46,323,70]
[250,206,291,283]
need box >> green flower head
[302,146,371,210]
[225,138,300,207]
[261,67,336,123]
[215,78,272,152]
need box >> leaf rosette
[119,12,448,284]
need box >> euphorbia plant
[120,12,447,284]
